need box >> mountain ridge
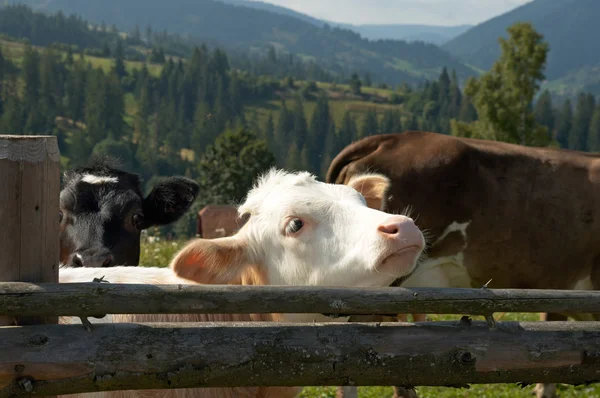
[8,0,477,85]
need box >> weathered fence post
[0,135,60,328]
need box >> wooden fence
[1,136,600,397]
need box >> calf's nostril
[377,224,399,235]
[72,255,83,268]
[102,256,113,267]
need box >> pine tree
[105,69,125,139]
[292,94,308,149]
[569,93,596,151]
[84,68,107,146]
[229,72,243,120]
[363,72,372,88]
[21,44,41,114]
[380,109,402,135]
[533,90,555,135]
[135,113,157,173]
[274,100,294,163]
[556,99,572,149]
[361,108,379,138]
[0,48,6,115]
[587,105,600,152]
[307,92,331,173]
[321,118,337,177]
[39,47,65,127]
[265,112,275,151]
[458,96,477,122]
[113,38,127,78]
[406,114,419,130]
[191,101,216,156]
[132,24,142,43]
[438,67,451,105]
[1,96,22,135]
[286,142,301,170]
[349,73,362,95]
[448,70,462,118]
[23,104,46,134]
[450,22,550,146]
[102,41,111,57]
[338,110,357,151]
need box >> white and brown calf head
[171,169,425,296]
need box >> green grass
[244,96,407,139]
[0,37,164,76]
[137,239,600,397]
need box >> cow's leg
[535,271,600,398]
[335,314,386,398]
[393,386,419,398]
[532,383,557,398]
[336,386,358,398]
[390,259,471,398]
[411,314,427,322]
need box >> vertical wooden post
[0,135,60,327]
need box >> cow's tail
[326,134,395,184]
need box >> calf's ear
[142,177,200,228]
[169,237,250,284]
[347,173,391,210]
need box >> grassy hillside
[0,33,413,156]
[141,239,600,398]
[443,0,600,96]
[0,35,163,75]
[9,0,478,85]
[245,81,408,132]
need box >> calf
[58,168,426,398]
[327,131,600,398]
[59,157,200,268]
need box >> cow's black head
[59,157,200,268]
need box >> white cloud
[249,0,533,26]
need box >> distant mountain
[336,23,473,46]
[221,0,325,27]
[9,0,477,85]
[223,0,472,45]
[443,0,600,96]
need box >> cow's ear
[347,173,391,210]
[141,177,200,228]
[169,236,250,284]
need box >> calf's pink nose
[377,216,424,249]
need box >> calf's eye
[59,211,63,222]
[285,218,304,235]
[132,214,145,229]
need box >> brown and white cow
[326,131,600,398]
[58,168,426,398]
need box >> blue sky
[248,0,533,26]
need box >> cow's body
[58,266,301,398]
[327,131,600,398]
[57,168,425,398]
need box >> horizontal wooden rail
[1,282,600,317]
[1,321,600,396]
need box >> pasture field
[140,239,600,397]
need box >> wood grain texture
[1,321,600,396]
[1,283,600,317]
[0,135,60,326]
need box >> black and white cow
[59,157,200,268]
